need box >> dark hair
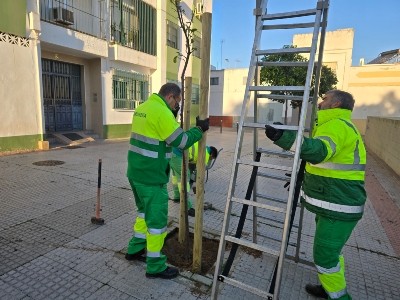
[159,83,181,98]
[327,90,355,111]
[210,146,218,159]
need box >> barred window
[192,84,200,104]
[193,36,201,58]
[167,21,179,49]
[112,69,149,110]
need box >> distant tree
[260,45,338,123]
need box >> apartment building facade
[0,0,205,152]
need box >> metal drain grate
[62,133,84,141]
[33,160,65,166]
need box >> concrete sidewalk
[0,127,399,299]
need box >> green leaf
[173,56,177,63]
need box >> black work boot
[188,208,195,217]
[170,198,180,203]
[125,249,146,261]
[305,283,328,299]
[146,266,179,279]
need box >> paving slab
[0,127,399,299]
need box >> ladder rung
[256,192,301,207]
[263,22,315,30]
[257,148,294,158]
[231,197,286,213]
[243,122,299,131]
[218,275,274,298]
[257,61,310,67]
[249,86,305,92]
[256,93,311,101]
[256,47,311,56]
[237,159,292,172]
[257,231,296,247]
[256,172,289,181]
[224,235,280,256]
[256,212,299,228]
[262,8,317,20]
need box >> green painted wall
[0,134,42,152]
[0,0,26,37]
[103,124,132,139]
[166,46,179,80]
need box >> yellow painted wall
[365,117,400,176]
[348,63,400,134]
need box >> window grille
[191,84,200,104]
[167,20,179,49]
[193,36,201,58]
[112,69,149,110]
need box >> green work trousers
[126,179,168,274]
[170,153,193,209]
[313,215,358,300]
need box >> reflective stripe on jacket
[274,108,367,221]
[127,93,203,185]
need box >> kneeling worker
[170,142,218,216]
[125,83,210,279]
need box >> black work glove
[196,116,210,132]
[265,122,284,141]
[283,173,291,191]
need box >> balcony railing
[39,0,106,39]
[110,0,156,56]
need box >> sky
[210,0,400,69]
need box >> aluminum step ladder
[211,1,329,299]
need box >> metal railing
[39,0,106,39]
[110,0,156,55]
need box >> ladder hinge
[253,8,263,16]
[317,0,329,10]
[218,275,225,282]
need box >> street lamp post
[220,39,225,70]
[225,58,230,69]
[234,60,241,68]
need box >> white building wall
[0,36,43,138]
[209,70,224,116]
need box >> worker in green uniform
[125,83,210,279]
[265,90,366,300]
[170,142,218,216]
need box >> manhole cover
[33,160,65,166]
[63,133,84,141]
[62,145,85,149]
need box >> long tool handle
[95,159,102,219]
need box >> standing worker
[170,142,219,216]
[125,83,210,279]
[265,90,366,300]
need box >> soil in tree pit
[163,229,263,275]
[163,230,220,275]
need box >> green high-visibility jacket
[274,108,367,221]
[173,142,211,165]
[127,93,203,185]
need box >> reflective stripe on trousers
[301,191,364,213]
[317,255,348,299]
[133,214,147,240]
